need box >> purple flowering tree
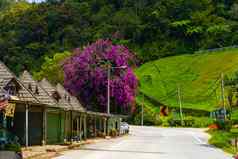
[63,39,138,113]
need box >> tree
[63,39,138,113]
[33,51,71,84]
[2,0,238,74]
[0,0,15,10]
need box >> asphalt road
[54,126,233,159]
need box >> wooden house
[56,83,87,141]
[0,61,124,148]
[20,71,67,145]
[39,78,72,143]
[0,62,41,146]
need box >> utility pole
[107,66,110,114]
[141,93,144,126]
[107,65,127,115]
[177,85,183,125]
[221,73,227,120]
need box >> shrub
[192,117,214,128]
[165,116,214,128]
[160,117,170,127]
[110,128,118,137]
[160,116,174,127]
[209,131,232,148]
[5,143,21,152]
[215,120,232,131]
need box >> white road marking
[192,134,206,145]
[54,126,234,159]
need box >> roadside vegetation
[208,128,238,154]
[209,130,235,153]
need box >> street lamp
[107,65,127,114]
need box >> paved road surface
[54,126,233,159]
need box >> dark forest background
[1,0,238,74]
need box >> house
[20,71,66,145]
[56,83,87,141]
[39,78,73,143]
[0,61,125,148]
[0,62,41,146]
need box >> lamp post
[107,65,127,114]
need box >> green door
[47,111,62,144]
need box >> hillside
[2,1,238,74]
[136,49,238,112]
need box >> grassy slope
[136,49,238,112]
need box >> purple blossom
[63,39,138,111]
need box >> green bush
[191,117,214,128]
[166,116,214,128]
[110,128,118,137]
[215,120,232,131]
[5,144,21,152]
[209,131,232,148]
[160,117,171,127]
[232,119,238,125]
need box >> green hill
[136,49,238,112]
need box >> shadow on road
[199,144,216,148]
[78,148,166,155]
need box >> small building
[0,62,41,146]
[56,83,86,141]
[39,78,72,143]
[0,61,126,148]
[20,71,67,145]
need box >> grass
[208,130,237,154]
[231,108,238,121]
[136,49,238,111]
[132,95,161,125]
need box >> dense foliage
[2,0,238,74]
[33,51,71,84]
[63,40,138,113]
[208,130,236,154]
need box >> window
[5,83,18,96]
[52,92,61,102]
[35,86,39,95]
[28,83,32,91]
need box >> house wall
[107,117,121,135]
[86,115,95,138]
[11,103,43,146]
[28,106,43,145]
[64,111,72,142]
[11,103,25,145]
[10,103,123,146]
[71,112,84,141]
